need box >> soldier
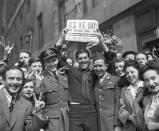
[39,48,69,131]
[93,52,120,131]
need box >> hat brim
[122,51,136,58]
[43,54,58,60]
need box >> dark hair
[135,51,148,60]
[28,57,43,67]
[123,60,139,72]
[140,61,159,81]
[75,48,90,60]
[23,78,35,87]
[19,50,31,57]
[114,57,125,64]
[122,51,136,58]
[3,66,25,82]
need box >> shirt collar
[99,72,108,83]
[127,81,143,90]
[3,88,12,104]
[45,68,58,76]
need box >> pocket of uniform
[48,110,60,119]
[101,108,115,117]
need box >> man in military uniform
[93,52,121,131]
[39,48,69,131]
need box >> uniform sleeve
[114,85,122,128]
[32,109,49,131]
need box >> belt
[70,102,81,104]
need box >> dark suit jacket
[0,88,33,131]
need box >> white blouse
[144,94,159,123]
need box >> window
[19,13,23,24]
[83,0,87,14]
[37,13,43,49]
[92,0,98,8]
[20,36,23,49]
[27,0,31,12]
[58,0,65,32]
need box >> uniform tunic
[41,70,69,131]
[94,73,119,131]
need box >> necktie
[9,97,15,113]
[82,71,91,103]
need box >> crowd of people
[0,28,159,131]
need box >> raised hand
[146,121,159,130]
[33,92,45,111]
[34,70,44,88]
[4,42,15,55]
[25,70,35,79]
[0,40,5,49]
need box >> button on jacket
[41,70,69,131]
[94,73,119,131]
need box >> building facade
[3,0,159,65]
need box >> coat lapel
[124,89,135,112]
[10,95,24,128]
[0,89,11,124]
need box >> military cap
[93,52,106,62]
[40,48,59,61]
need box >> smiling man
[0,67,32,131]
[93,52,120,131]
[60,48,98,131]
[0,67,45,131]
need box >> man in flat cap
[39,48,69,131]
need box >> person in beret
[93,52,121,131]
[39,47,69,131]
[122,51,136,62]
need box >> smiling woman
[140,61,159,131]
[118,61,144,131]
[21,79,34,100]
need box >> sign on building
[64,20,101,43]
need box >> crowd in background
[0,26,159,131]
